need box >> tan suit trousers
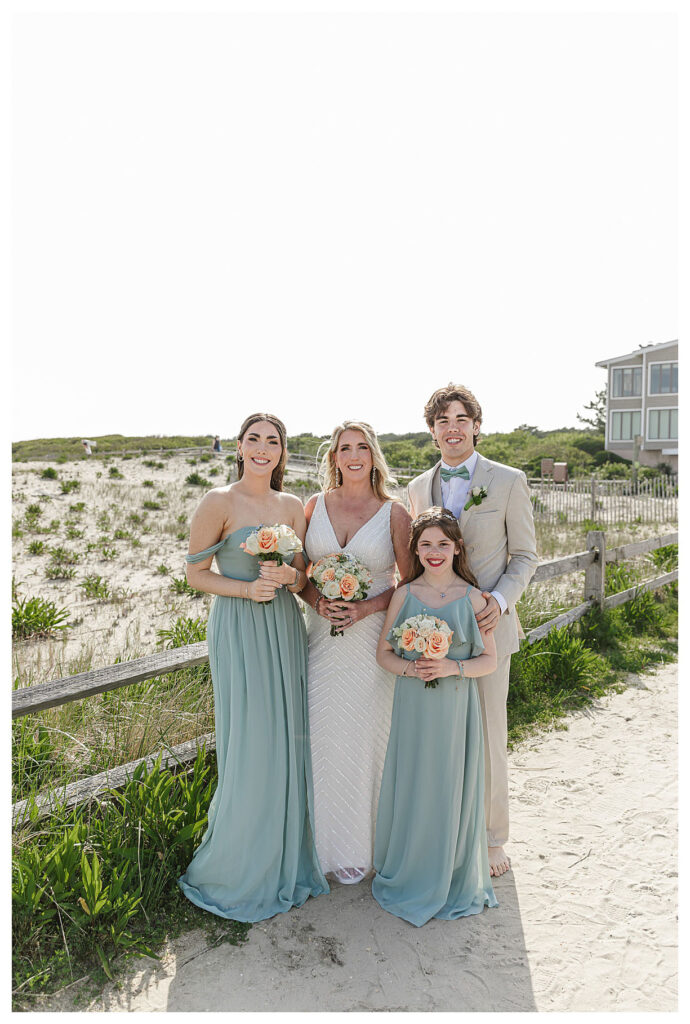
[476,653,511,847]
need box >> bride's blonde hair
[318,420,396,500]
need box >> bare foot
[488,845,511,877]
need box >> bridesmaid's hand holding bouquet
[241,524,303,599]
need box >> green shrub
[59,480,80,494]
[108,466,124,479]
[650,544,678,572]
[142,480,154,488]
[65,526,84,540]
[24,504,42,529]
[113,529,131,540]
[40,467,58,480]
[69,502,86,513]
[12,595,70,639]
[157,564,170,575]
[185,472,211,487]
[142,500,163,511]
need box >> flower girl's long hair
[408,508,479,588]
[236,412,287,492]
[318,420,396,501]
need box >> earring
[236,451,243,462]
[371,466,378,486]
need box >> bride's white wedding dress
[304,494,397,884]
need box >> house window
[612,366,642,397]
[647,408,678,441]
[649,362,678,395]
[610,410,641,441]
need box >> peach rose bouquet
[240,524,303,565]
[391,614,454,688]
[308,553,373,637]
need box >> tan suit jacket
[407,453,538,657]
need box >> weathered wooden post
[590,474,598,522]
[584,530,606,607]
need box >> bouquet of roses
[308,553,373,637]
[240,524,303,565]
[391,614,454,688]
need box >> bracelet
[402,661,409,677]
[315,595,323,615]
[457,660,465,678]
[287,566,300,591]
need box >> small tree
[577,388,607,431]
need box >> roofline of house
[595,339,678,368]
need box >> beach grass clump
[24,504,44,530]
[142,500,164,511]
[142,480,154,488]
[80,575,111,600]
[59,480,80,494]
[157,615,207,649]
[169,576,201,598]
[11,751,248,1005]
[12,595,70,640]
[100,546,117,562]
[27,540,46,555]
[508,581,677,746]
[108,466,124,479]
[69,502,86,514]
[40,467,58,480]
[157,564,170,575]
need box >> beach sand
[40,659,677,1012]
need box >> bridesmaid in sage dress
[373,508,499,927]
[178,413,328,921]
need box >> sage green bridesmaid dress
[178,527,328,921]
[372,584,497,927]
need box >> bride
[301,421,413,884]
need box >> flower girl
[372,508,498,926]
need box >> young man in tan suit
[407,383,538,877]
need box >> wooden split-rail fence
[12,531,678,828]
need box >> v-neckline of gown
[321,494,389,550]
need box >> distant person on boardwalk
[212,435,222,452]
[81,440,95,456]
[407,383,538,878]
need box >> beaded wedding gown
[304,494,397,883]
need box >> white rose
[413,636,427,653]
[243,533,260,555]
[322,580,342,599]
[418,616,437,635]
[472,486,481,497]
[276,527,301,555]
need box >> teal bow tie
[440,465,471,482]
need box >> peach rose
[256,527,278,554]
[400,628,417,652]
[339,574,358,600]
[426,630,452,659]
[321,568,336,582]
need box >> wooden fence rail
[12,530,678,826]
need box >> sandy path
[49,660,678,1012]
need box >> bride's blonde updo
[317,420,397,501]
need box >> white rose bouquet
[240,524,303,565]
[391,613,454,688]
[308,553,373,637]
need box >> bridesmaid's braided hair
[236,412,288,491]
[408,507,479,588]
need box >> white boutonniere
[464,485,488,511]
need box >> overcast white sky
[11,1,677,442]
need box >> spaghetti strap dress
[177,527,328,922]
[371,585,498,927]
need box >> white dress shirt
[439,451,507,615]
